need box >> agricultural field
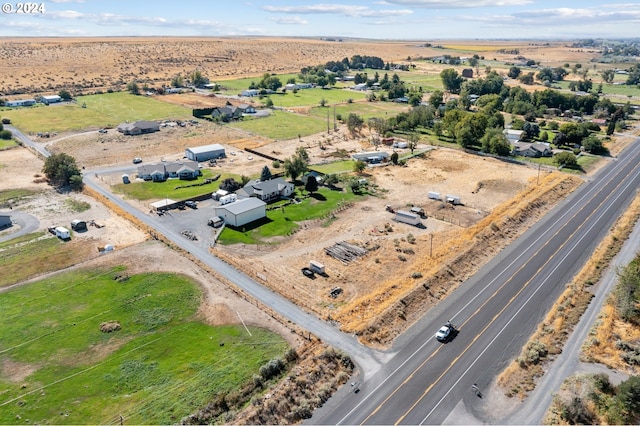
[2,92,191,134]
[0,269,288,424]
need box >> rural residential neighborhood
[1,3,640,424]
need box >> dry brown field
[0,37,601,96]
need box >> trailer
[410,207,426,218]
[219,193,237,205]
[309,260,325,275]
[208,216,224,228]
[70,219,87,231]
[446,195,462,205]
[428,191,441,201]
[393,210,421,226]
[55,226,70,240]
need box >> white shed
[213,198,266,227]
[185,144,226,162]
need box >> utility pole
[537,163,541,185]
[333,105,337,131]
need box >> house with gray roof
[237,177,294,202]
[117,120,160,135]
[512,142,552,158]
[137,160,200,181]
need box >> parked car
[132,157,142,164]
[98,128,108,134]
[184,200,197,209]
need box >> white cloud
[269,16,309,25]
[48,0,85,3]
[384,0,532,7]
[263,3,412,18]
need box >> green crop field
[0,269,288,424]
[2,92,191,134]
[232,110,327,139]
[218,187,361,244]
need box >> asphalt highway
[311,140,640,424]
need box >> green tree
[260,166,272,181]
[259,73,283,91]
[190,70,209,87]
[408,133,419,154]
[353,160,366,174]
[304,175,319,194]
[42,153,82,188]
[440,69,464,94]
[614,256,640,323]
[600,69,615,84]
[126,81,140,95]
[284,148,309,182]
[58,90,72,101]
[481,128,511,156]
[508,66,521,79]
[390,152,399,164]
[554,151,578,168]
[617,376,640,423]
[347,113,364,136]
[582,135,605,154]
[0,129,12,140]
[429,90,444,109]
[69,174,84,191]
[171,73,184,88]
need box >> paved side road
[0,210,40,243]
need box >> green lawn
[312,160,356,175]
[308,101,409,121]
[260,87,367,108]
[232,110,327,139]
[0,139,18,150]
[218,187,361,244]
[113,169,241,201]
[1,92,191,133]
[0,269,288,424]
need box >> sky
[0,0,638,39]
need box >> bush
[0,129,12,140]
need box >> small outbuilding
[70,219,87,231]
[0,214,12,229]
[42,95,62,104]
[185,144,226,162]
[213,197,266,227]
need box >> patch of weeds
[64,197,91,212]
[135,307,173,330]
